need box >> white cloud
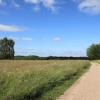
[12,1,20,8]
[53,37,61,42]
[33,5,40,12]
[0,0,20,8]
[0,0,5,5]
[43,0,56,11]
[25,0,40,4]
[25,0,57,11]
[6,36,33,41]
[0,0,58,12]
[0,0,3,4]
[0,24,23,32]
[74,0,100,14]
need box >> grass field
[94,60,100,64]
[0,60,90,100]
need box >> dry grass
[0,60,90,100]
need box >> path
[57,63,100,100]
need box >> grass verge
[38,63,90,100]
[93,60,100,64]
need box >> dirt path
[57,63,100,100]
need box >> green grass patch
[93,60,100,64]
[0,60,90,100]
[38,63,90,100]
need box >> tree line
[0,37,100,60]
[14,56,88,60]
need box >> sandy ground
[57,63,100,100]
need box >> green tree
[87,43,100,60]
[0,37,15,59]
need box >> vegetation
[94,60,100,64]
[0,60,90,100]
[15,56,88,60]
[87,43,100,60]
[0,37,15,59]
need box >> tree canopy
[0,37,15,59]
[87,43,100,60]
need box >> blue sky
[0,0,100,56]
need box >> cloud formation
[74,0,100,14]
[0,0,2,3]
[53,37,61,42]
[7,36,33,41]
[0,0,3,5]
[0,24,23,32]
[0,0,58,12]
[12,0,20,8]
[25,0,57,11]
[0,0,100,14]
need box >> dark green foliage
[15,56,88,60]
[0,37,15,59]
[15,55,40,60]
[87,43,100,60]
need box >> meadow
[0,60,90,100]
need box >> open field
[0,60,90,100]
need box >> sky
[0,0,100,56]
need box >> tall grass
[0,60,90,100]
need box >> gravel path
[57,63,100,100]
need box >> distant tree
[0,37,15,59]
[87,43,100,60]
